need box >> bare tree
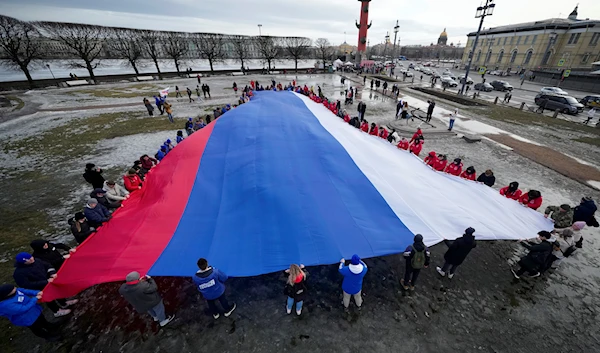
[284,37,312,72]
[36,22,104,81]
[231,35,251,71]
[162,31,189,74]
[139,30,162,79]
[315,38,334,69]
[106,28,143,75]
[257,36,280,71]
[0,15,43,88]
[193,33,225,73]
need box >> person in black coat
[573,197,598,226]
[90,188,120,210]
[511,231,553,279]
[476,169,496,187]
[69,212,95,244]
[426,100,436,122]
[436,227,477,279]
[83,163,105,189]
[30,239,72,271]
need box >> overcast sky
[0,0,597,47]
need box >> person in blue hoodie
[0,284,62,341]
[153,95,164,115]
[339,254,368,312]
[176,131,184,144]
[155,146,167,161]
[192,258,236,319]
[165,139,174,151]
[402,234,431,291]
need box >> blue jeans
[167,113,174,123]
[286,297,303,311]
[147,300,166,322]
[449,118,455,130]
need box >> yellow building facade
[461,6,600,73]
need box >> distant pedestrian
[119,272,174,327]
[196,85,201,98]
[197,74,201,84]
[339,255,367,312]
[448,108,458,131]
[175,86,182,98]
[154,95,164,115]
[143,98,154,116]
[401,234,430,291]
[192,258,236,319]
[201,84,207,98]
[186,88,195,103]
[163,101,174,123]
[233,82,238,93]
[584,108,596,124]
[284,263,308,315]
[205,84,211,98]
[382,81,388,94]
[370,80,374,90]
[426,100,435,122]
[436,228,477,279]
[0,284,62,341]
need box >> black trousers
[29,314,60,340]
[47,299,67,313]
[206,294,232,315]
[404,264,421,286]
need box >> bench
[231,72,245,76]
[136,76,154,81]
[462,134,482,143]
[65,80,90,87]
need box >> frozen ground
[1,74,600,353]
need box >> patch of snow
[507,133,544,146]
[587,180,600,190]
[563,153,599,169]
[481,136,513,151]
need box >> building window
[532,35,538,45]
[516,36,521,45]
[590,33,600,46]
[503,37,507,46]
[523,50,533,64]
[485,50,492,63]
[582,53,590,64]
[524,35,529,44]
[497,50,504,63]
[476,50,482,62]
[568,33,581,44]
[509,37,514,45]
[542,51,552,65]
[510,50,518,63]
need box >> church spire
[568,4,578,20]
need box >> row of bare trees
[1,16,337,88]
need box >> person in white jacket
[103,180,130,202]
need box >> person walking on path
[119,272,174,327]
[584,108,596,124]
[175,86,182,98]
[154,96,164,115]
[186,88,195,103]
[511,231,553,279]
[436,228,477,279]
[0,284,63,341]
[163,101,174,123]
[448,108,458,131]
[339,255,367,312]
[284,264,308,315]
[197,74,201,84]
[143,98,154,116]
[205,84,211,98]
[192,258,236,319]
[401,234,430,291]
[426,100,435,123]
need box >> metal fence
[531,69,600,94]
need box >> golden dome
[439,28,448,38]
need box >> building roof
[439,28,448,38]
[467,17,599,36]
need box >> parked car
[534,94,585,114]
[489,70,502,76]
[442,72,457,80]
[441,77,458,87]
[458,75,474,84]
[490,80,513,91]
[540,87,568,95]
[432,71,442,78]
[474,82,494,92]
[421,68,432,75]
[580,95,600,108]
[408,63,415,69]
[405,71,414,77]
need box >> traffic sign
[478,66,486,74]
[558,59,565,67]
[563,69,571,78]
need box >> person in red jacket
[433,154,447,171]
[123,168,143,192]
[343,113,350,123]
[409,138,424,156]
[445,158,463,176]
[360,120,369,132]
[519,190,543,210]
[369,123,379,136]
[500,182,522,200]
[379,128,389,140]
[397,137,409,150]
[139,154,158,173]
[424,151,438,167]
[409,128,423,143]
[460,166,476,181]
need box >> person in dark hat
[0,284,62,341]
[519,190,543,210]
[30,239,73,271]
[123,168,143,192]
[339,254,368,312]
[436,228,477,279]
[119,271,174,327]
[402,234,430,291]
[511,231,554,279]
[500,181,522,200]
[83,198,111,228]
[573,196,597,226]
[445,158,463,176]
[69,212,95,244]
[83,163,105,189]
[90,188,120,210]
[544,204,574,230]
[460,166,477,181]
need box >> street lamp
[46,63,56,79]
[383,32,390,60]
[460,0,496,95]
[258,24,262,36]
[392,20,400,63]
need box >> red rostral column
[355,0,372,61]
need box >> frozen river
[0,58,319,82]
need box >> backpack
[411,248,426,269]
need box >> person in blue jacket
[192,258,236,319]
[155,146,167,161]
[83,198,111,229]
[339,254,368,312]
[0,284,61,341]
[176,131,184,144]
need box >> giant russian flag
[43,91,552,301]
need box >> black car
[490,80,513,91]
[534,94,585,115]
[474,82,493,92]
[579,95,600,108]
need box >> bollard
[494,97,499,104]
[519,102,525,110]
[472,93,477,100]
[553,109,559,118]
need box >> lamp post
[383,32,390,60]
[392,20,400,63]
[258,24,262,36]
[367,39,370,59]
[460,0,495,95]
[46,63,56,80]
